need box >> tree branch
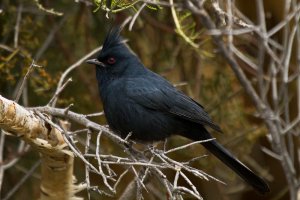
[0,95,83,200]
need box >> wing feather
[126,79,222,132]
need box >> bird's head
[86,27,138,76]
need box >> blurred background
[0,0,298,199]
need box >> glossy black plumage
[86,27,270,194]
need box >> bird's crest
[102,26,123,52]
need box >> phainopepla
[86,27,270,194]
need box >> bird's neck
[98,75,114,96]
[95,68,113,98]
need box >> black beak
[86,58,105,67]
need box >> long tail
[183,127,270,194]
[202,140,269,194]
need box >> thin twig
[34,0,63,16]
[14,60,41,102]
[164,138,214,154]
[85,112,104,118]
[85,129,91,200]
[52,46,102,107]
[95,130,115,192]
[14,4,23,48]
[129,3,147,31]
[48,78,72,106]
[34,16,67,61]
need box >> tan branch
[0,95,83,200]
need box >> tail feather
[182,127,270,194]
[202,140,270,194]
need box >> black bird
[86,27,270,194]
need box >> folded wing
[126,78,222,132]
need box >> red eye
[107,57,116,64]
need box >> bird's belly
[104,102,179,142]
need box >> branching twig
[14,60,41,102]
[47,78,72,106]
[52,46,102,107]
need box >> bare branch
[52,46,102,107]
[14,60,41,102]
[47,78,72,106]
